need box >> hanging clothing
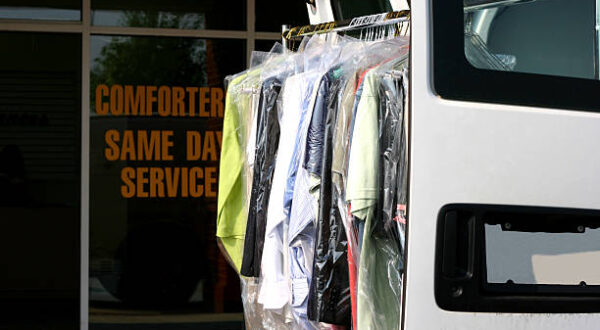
[257,78,303,312]
[217,34,410,330]
[346,70,385,330]
[217,69,261,272]
[345,67,373,329]
[287,70,322,329]
[378,71,408,259]
[308,67,352,326]
[241,77,283,277]
[351,64,407,330]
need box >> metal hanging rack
[282,10,410,50]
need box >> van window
[436,204,600,313]
[432,0,600,112]
[464,0,597,79]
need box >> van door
[407,0,600,328]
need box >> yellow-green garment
[217,70,261,272]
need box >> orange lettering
[136,167,149,197]
[138,130,161,161]
[120,130,136,161]
[202,131,218,161]
[186,131,201,161]
[96,84,109,115]
[161,130,174,161]
[104,129,120,161]
[216,131,222,150]
[186,87,198,116]
[189,167,203,197]
[158,86,171,116]
[205,167,217,198]
[125,85,145,115]
[110,85,123,115]
[199,87,210,117]
[145,86,157,116]
[211,88,224,117]
[181,167,189,197]
[150,167,165,197]
[121,167,135,198]
[173,87,185,116]
[165,167,180,197]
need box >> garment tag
[349,13,387,28]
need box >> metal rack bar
[283,10,410,41]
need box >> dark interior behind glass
[256,0,308,32]
[464,0,597,79]
[0,32,81,330]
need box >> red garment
[347,205,358,329]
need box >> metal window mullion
[0,21,249,40]
[0,22,289,41]
[90,26,248,39]
[246,0,255,66]
[254,31,282,40]
[0,20,83,33]
[80,0,91,328]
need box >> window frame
[0,0,282,329]
[435,203,600,313]
[432,0,600,112]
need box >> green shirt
[216,70,261,272]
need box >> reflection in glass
[464,0,597,79]
[91,0,245,30]
[0,1,80,20]
[89,35,245,328]
[485,224,600,285]
[92,10,206,30]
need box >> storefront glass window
[91,0,246,30]
[89,35,245,328]
[0,0,80,21]
[0,31,81,330]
